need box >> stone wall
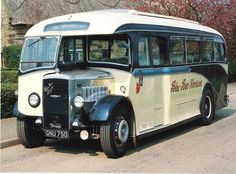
[8,25,29,45]
[1,0,11,47]
[1,0,28,47]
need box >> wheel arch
[201,83,216,105]
[89,95,136,138]
[200,82,216,117]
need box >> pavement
[1,82,236,149]
[0,117,18,149]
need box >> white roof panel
[25,9,222,37]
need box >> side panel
[89,67,132,97]
[191,63,228,110]
[216,63,228,109]
[187,72,206,117]
[130,67,190,135]
[18,70,55,117]
[131,69,204,136]
[131,64,227,136]
[129,74,156,132]
[168,73,188,123]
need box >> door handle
[138,70,143,86]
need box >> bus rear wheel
[100,104,130,158]
[17,117,45,148]
[200,89,215,125]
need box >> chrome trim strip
[133,66,191,77]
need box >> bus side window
[138,38,150,66]
[202,40,214,62]
[75,39,84,62]
[170,37,185,64]
[186,39,200,63]
[150,37,166,66]
[214,42,225,62]
[59,38,84,64]
[89,40,109,61]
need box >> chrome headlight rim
[28,93,40,108]
[74,96,84,108]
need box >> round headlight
[28,93,40,108]
[74,96,84,108]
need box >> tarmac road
[1,84,236,173]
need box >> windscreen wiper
[27,36,46,47]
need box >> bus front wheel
[200,89,215,125]
[17,117,45,148]
[100,104,130,158]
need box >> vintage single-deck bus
[15,9,228,158]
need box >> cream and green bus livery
[15,9,228,158]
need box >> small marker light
[80,130,89,140]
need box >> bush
[1,69,18,84]
[1,83,18,118]
[228,63,236,82]
[2,44,22,68]
[1,69,18,118]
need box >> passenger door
[130,36,166,134]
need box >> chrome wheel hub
[205,96,212,118]
[114,116,129,146]
[118,120,129,143]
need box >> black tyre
[199,89,215,125]
[17,117,45,148]
[100,104,130,158]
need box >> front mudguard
[13,101,29,118]
[89,95,132,122]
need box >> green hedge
[1,69,18,118]
[1,83,18,118]
[2,44,22,68]
[1,69,18,84]
[229,63,236,82]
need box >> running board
[137,115,201,140]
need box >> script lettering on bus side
[181,78,189,90]
[171,78,202,93]
[170,80,180,92]
[189,78,202,89]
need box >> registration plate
[44,129,69,139]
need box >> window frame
[169,36,186,65]
[133,32,226,70]
[20,36,60,73]
[87,34,131,67]
[185,37,201,64]
[150,36,167,66]
[58,36,86,68]
[136,34,168,68]
[214,41,226,62]
[202,38,214,63]
[138,37,151,67]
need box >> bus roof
[25,9,222,38]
